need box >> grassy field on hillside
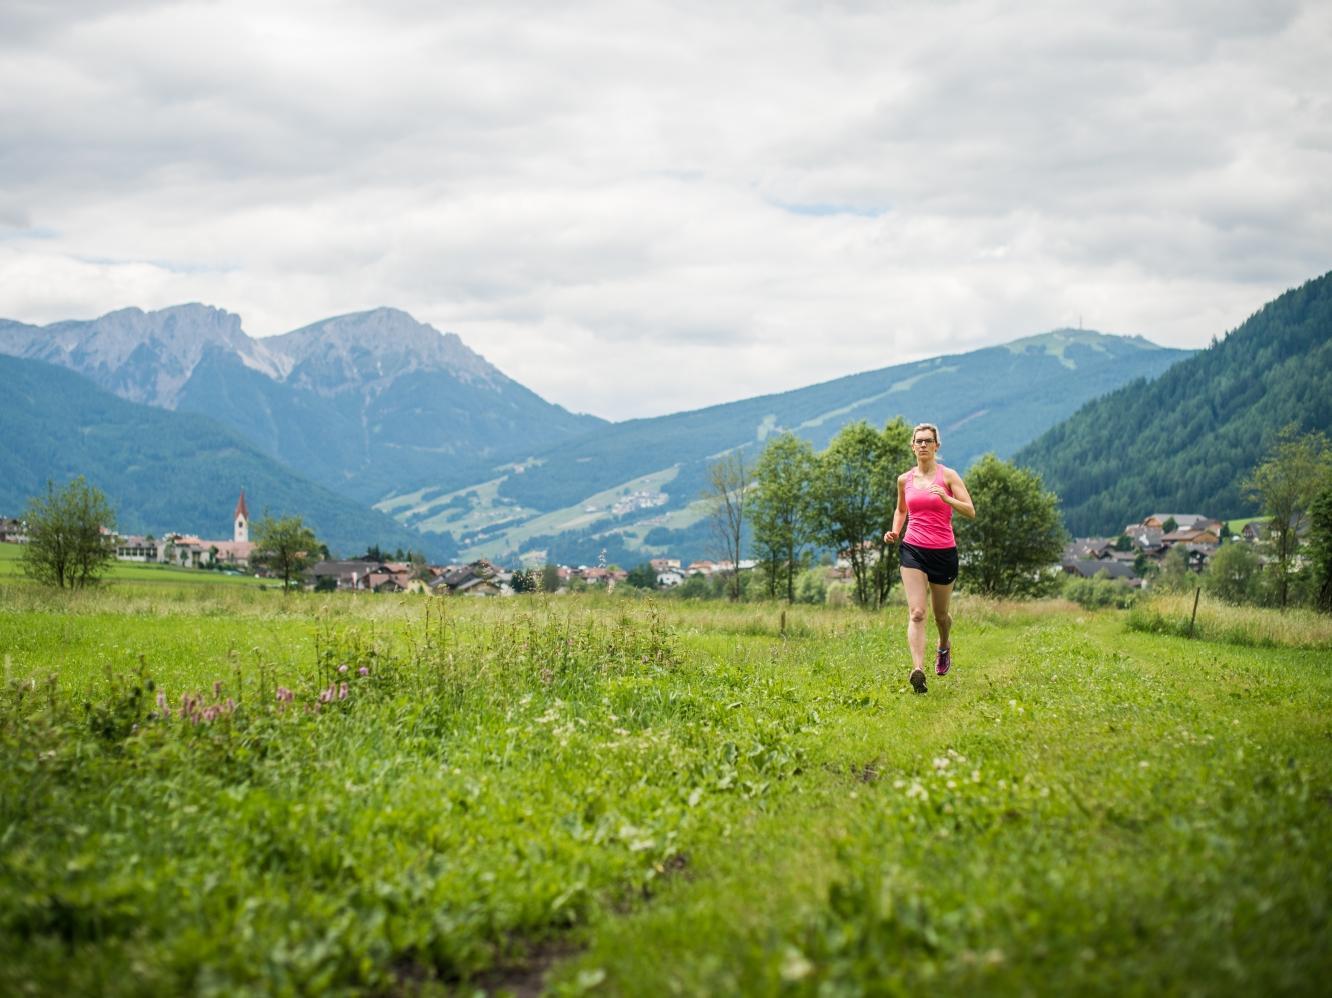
[1,584,1328,995]
[0,542,268,587]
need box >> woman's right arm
[883,474,907,543]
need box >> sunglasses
[912,439,937,446]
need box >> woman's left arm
[946,469,976,519]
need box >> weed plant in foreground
[0,588,1328,995]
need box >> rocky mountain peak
[264,308,502,396]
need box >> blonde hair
[913,422,941,448]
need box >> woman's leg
[930,581,955,651]
[900,566,930,675]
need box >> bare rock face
[0,304,285,407]
[264,307,502,397]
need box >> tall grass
[1128,590,1332,649]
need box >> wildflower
[338,682,349,700]
[212,680,223,697]
[224,698,236,713]
[933,756,950,771]
[338,664,349,674]
[276,686,294,703]
[357,666,369,677]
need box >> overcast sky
[2,0,1329,420]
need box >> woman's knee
[908,606,927,624]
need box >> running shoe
[910,668,928,694]
[935,645,952,676]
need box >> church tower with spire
[234,490,249,544]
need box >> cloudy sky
[2,0,1329,419]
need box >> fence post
[1188,587,1201,638]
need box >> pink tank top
[903,465,955,548]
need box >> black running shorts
[898,541,959,586]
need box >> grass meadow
[1,573,1329,996]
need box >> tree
[21,477,116,589]
[1153,544,1194,593]
[705,452,751,601]
[1243,426,1332,608]
[626,562,658,589]
[1162,516,1179,535]
[540,562,562,594]
[252,515,319,591]
[810,419,910,608]
[1306,484,1332,613]
[510,568,539,593]
[1203,541,1262,605]
[750,433,817,603]
[954,455,1066,598]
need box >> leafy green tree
[21,476,116,589]
[794,566,828,605]
[626,562,658,589]
[540,562,562,593]
[750,433,816,603]
[252,515,319,591]
[1162,516,1179,534]
[810,419,910,608]
[1202,541,1262,605]
[510,568,539,593]
[1307,485,1332,613]
[1153,544,1194,593]
[1243,427,1332,608]
[954,455,1066,598]
[674,574,712,599]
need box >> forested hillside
[0,356,452,559]
[1015,272,1332,534]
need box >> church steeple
[234,490,249,543]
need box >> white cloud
[1,0,1329,418]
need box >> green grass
[0,542,268,588]
[0,585,1328,995]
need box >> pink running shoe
[935,646,952,676]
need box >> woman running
[883,422,975,693]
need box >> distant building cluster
[113,492,256,570]
[1060,512,1251,586]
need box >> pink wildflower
[337,682,349,700]
[337,664,349,674]
[357,666,369,677]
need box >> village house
[0,517,28,544]
[1061,559,1140,584]
[115,535,160,562]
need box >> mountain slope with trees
[0,355,451,560]
[1014,271,1332,535]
